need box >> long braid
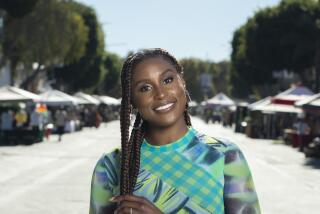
[128,113,144,193]
[120,48,192,195]
[120,57,134,195]
[184,103,192,127]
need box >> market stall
[0,86,42,145]
[94,95,120,121]
[201,93,235,124]
[247,86,314,139]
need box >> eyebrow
[133,68,175,87]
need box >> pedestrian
[15,108,28,129]
[90,48,260,214]
[55,109,67,142]
[30,108,43,132]
[293,115,310,152]
[1,109,14,131]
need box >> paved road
[0,117,319,214]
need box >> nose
[154,85,166,100]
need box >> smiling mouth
[154,102,175,112]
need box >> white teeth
[155,103,174,111]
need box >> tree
[231,0,320,97]
[3,0,88,87]
[180,58,232,102]
[0,0,38,18]
[98,52,123,97]
[55,2,106,92]
[180,58,206,102]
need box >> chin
[149,114,185,128]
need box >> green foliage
[55,1,106,92]
[100,52,123,97]
[180,58,231,102]
[180,58,204,102]
[0,0,38,18]
[3,0,88,68]
[231,0,320,98]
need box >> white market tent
[202,92,235,106]
[249,86,314,114]
[0,85,40,102]
[74,92,100,105]
[39,90,81,106]
[273,85,314,102]
[94,95,120,106]
[295,93,320,110]
[251,100,302,114]
[188,100,198,107]
[295,93,320,107]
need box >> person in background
[294,116,311,152]
[55,109,67,142]
[30,108,43,132]
[1,110,14,131]
[15,108,28,129]
[44,110,53,140]
[95,109,102,128]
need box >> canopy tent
[188,100,198,107]
[272,85,314,105]
[39,90,80,106]
[201,93,235,106]
[95,95,120,106]
[249,86,314,114]
[248,97,302,114]
[0,86,40,102]
[74,92,100,105]
[251,102,302,114]
[248,97,271,110]
[295,93,320,111]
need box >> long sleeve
[89,151,120,214]
[223,144,260,214]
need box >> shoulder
[92,149,121,186]
[94,148,121,170]
[193,129,240,154]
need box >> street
[0,117,319,214]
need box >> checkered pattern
[141,129,224,213]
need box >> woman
[90,48,260,214]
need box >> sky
[77,0,281,61]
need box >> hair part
[120,48,191,195]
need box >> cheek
[174,84,187,101]
[133,95,151,110]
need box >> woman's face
[131,57,186,128]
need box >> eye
[139,84,152,92]
[163,76,174,85]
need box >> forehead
[132,57,176,78]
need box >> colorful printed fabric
[90,128,260,214]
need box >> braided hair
[120,48,192,195]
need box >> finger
[118,200,147,212]
[114,206,139,214]
[114,195,150,205]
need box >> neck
[144,119,189,146]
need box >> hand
[111,195,163,214]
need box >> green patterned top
[90,128,260,214]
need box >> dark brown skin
[131,57,188,146]
[112,195,162,214]
[114,57,189,213]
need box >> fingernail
[109,196,116,202]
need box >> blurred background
[0,0,320,213]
